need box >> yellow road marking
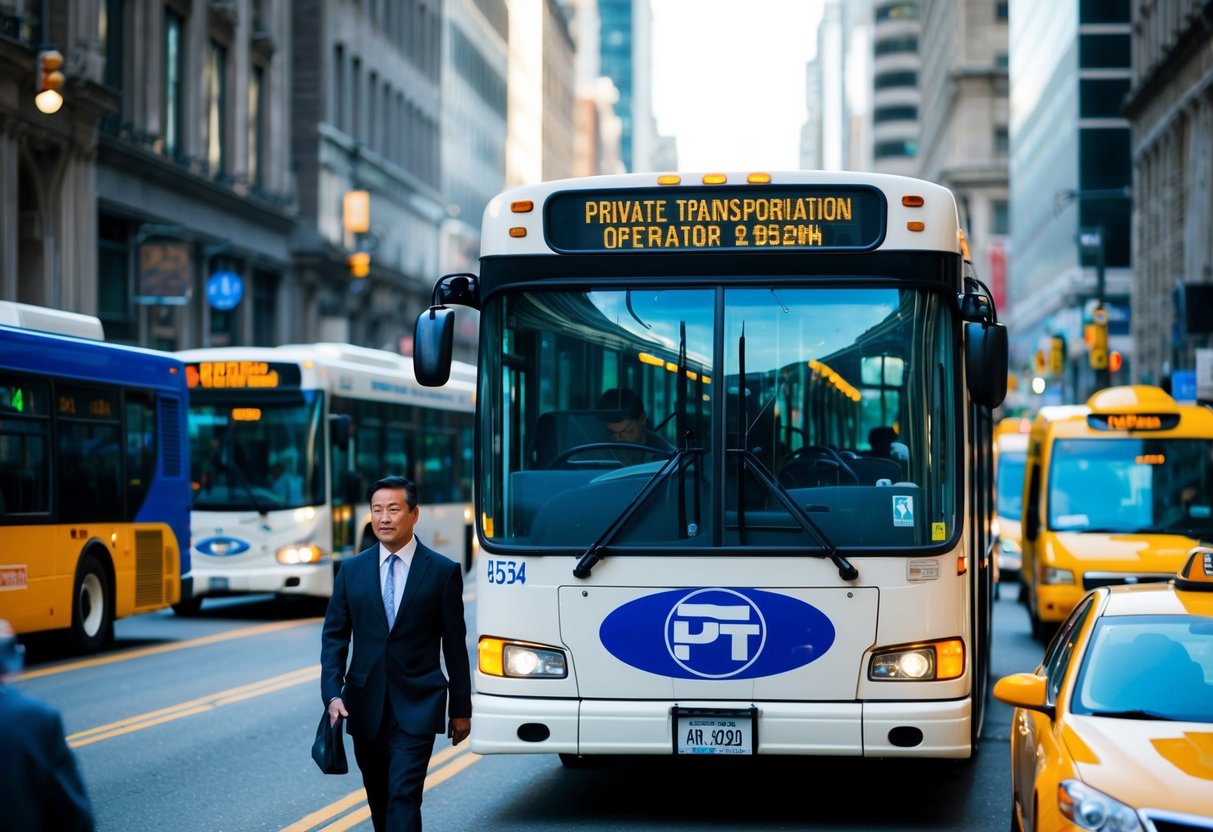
[280,743,481,831]
[67,665,319,748]
[17,617,322,681]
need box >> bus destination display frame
[544,184,887,254]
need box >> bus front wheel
[72,552,114,653]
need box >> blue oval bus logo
[195,536,250,557]
[599,587,835,679]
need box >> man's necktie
[383,554,398,629]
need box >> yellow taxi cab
[1019,385,1213,642]
[993,547,1213,832]
[994,416,1031,599]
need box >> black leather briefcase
[311,711,349,775]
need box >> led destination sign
[1087,413,1180,432]
[185,361,302,390]
[545,185,886,253]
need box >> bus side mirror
[965,321,1008,408]
[414,306,454,387]
[330,413,351,452]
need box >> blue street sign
[207,270,244,311]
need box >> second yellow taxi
[994,547,1213,831]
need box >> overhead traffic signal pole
[1055,187,1131,391]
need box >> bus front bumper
[468,694,972,759]
[189,556,334,599]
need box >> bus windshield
[189,392,325,511]
[482,283,958,551]
[1047,438,1213,535]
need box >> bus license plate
[673,707,756,755]
[209,577,229,591]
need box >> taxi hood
[1049,532,1197,573]
[1065,718,1213,815]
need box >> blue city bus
[0,302,191,652]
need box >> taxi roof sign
[1175,546,1213,590]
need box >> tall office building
[1123,1,1213,394]
[1008,0,1132,402]
[916,0,1009,333]
[871,0,921,175]
[800,0,871,172]
[597,0,656,171]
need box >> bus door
[329,413,358,560]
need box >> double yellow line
[67,664,320,747]
[280,742,481,831]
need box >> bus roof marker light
[656,174,681,185]
[509,227,527,238]
[907,221,926,232]
[747,173,772,184]
[902,195,925,207]
[510,200,534,213]
[701,173,728,185]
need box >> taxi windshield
[1073,616,1213,722]
[1047,438,1213,535]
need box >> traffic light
[1088,321,1108,370]
[1049,335,1065,375]
[348,251,370,278]
[1108,350,1123,373]
[34,49,65,114]
[343,190,370,234]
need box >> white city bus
[175,343,474,614]
[413,170,1007,763]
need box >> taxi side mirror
[992,672,1054,718]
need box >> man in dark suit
[321,476,472,832]
[0,619,95,832]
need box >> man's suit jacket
[320,541,472,739]
[0,685,95,832]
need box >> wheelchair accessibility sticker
[892,495,914,527]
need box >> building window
[992,200,1009,235]
[163,10,183,158]
[1079,78,1131,118]
[98,216,135,344]
[252,271,278,346]
[1079,33,1131,69]
[875,70,918,90]
[248,65,264,187]
[875,2,919,22]
[995,125,1009,155]
[996,1,1008,21]
[874,105,918,124]
[206,40,228,175]
[874,35,918,57]
[874,139,917,159]
[333,44,345,130]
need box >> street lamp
[34,49,65,114]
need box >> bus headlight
[1042,567,1075,585]
[478,637,567,678]
[276,544,325,564]
[869,638,965,681]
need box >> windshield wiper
[731,323,855,581]
[573,447,702,579]
[1085,708,1176,721]
[731,449,858,582]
